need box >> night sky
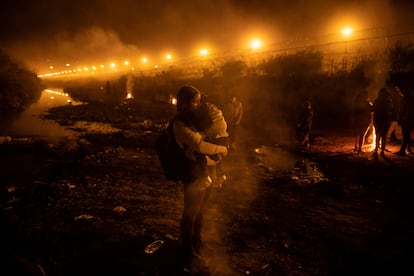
[1,0,413,73]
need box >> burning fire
[169,96,177,105]
[367,127,376,151]
[363,107,376,152]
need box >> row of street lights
[38,47,216,78]
[39,28,355,78]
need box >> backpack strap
[169,119,188,152]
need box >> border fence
[165,28,414,78]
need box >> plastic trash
[144,239,165,254]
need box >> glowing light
[110,63,116,68]
[166,54,172,60]
[44,89,68,96]
[66,63,70,67]
[126,93,134,99]
[142,57,147,63]
[341,27,353,36]
[367,127,376,151]
[100,64,105,68]
[250,39,262,49]
[199,49,209,56]
[49,66,54,70]
[124,61,129,65]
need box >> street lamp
[199,49,209,56]
[341,27,353,70]
[250,39,262,50]
[248,38,263,68]
[341,27,353,37]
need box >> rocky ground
[1,100,414,275]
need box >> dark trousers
[181,179,212,260]
[399,124,413,153]
[228,124,240,148]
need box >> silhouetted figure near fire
[372,87,393,156]
[395,87,414,156]
[351,90,372,153]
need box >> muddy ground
[1,100,414,275]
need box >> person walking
[172,85,228,274]
[372,87,393,156]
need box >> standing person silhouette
[386,86,404,144]
[372,87,393,156]
[351,90,373,153]
[224,95,243,150]
[172,85,228,274]
[395,87,414,156]
[297,100,313,148]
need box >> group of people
[165,82,413,273]
[352,85,414,156]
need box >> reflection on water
[1,88,80,139]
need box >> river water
[1,88,79,140]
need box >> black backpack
[155,120,205,182]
